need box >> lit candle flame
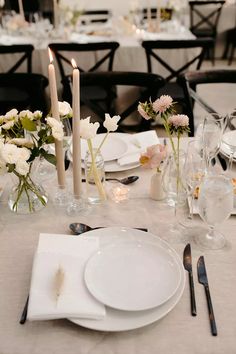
[48,48,54,64]
[71,58,77,69]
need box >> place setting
[24,227,185,332]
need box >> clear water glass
[196,174,233,250]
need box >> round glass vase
[162,150,187,207]
[8,167,48,214]
[84,148,106,205]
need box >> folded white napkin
[117,131,160,166]
[27,234,105,321]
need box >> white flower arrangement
[0,102,72,212]
[58,0,83,27]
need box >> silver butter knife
[197,256,217,336]
[183,243,197,316]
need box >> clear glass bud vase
[84,148,106,204]
[8,165,48,214]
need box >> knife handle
[19,295,29,325]
[204,285,217,336]
[188,272,197,316]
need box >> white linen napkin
[117,131,160,166]
[27,233,105,321]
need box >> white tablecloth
[0,137,236,354]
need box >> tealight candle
[110,185,130,203]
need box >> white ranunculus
[19,110,34,120]
[80,117,100,140]
[58,101,72,117]
[18,147,31,161]
[52,125,64,141]
[1,143,19,164]
[9,138,34,148]
[15,160,30,176]
[1,120,15,130]
[103,114,120,132]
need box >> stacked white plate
[220,130,236,162]
[69,227,185,332]
[67,131,160,172]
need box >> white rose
[1,143,19,164]
[58,101,72,117]
[1,120,15,130]
[19,110,34,120]
[18,147,31,161]
[9,138,34,148]
[46,117,62,129]
[33,110,42,119]
[5,109,18,120]
[80,117,100,140]
[103,113,120,132]
[52,125,64,141]
[15,160,30,176]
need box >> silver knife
[197,256,217,336]
[183,243,197,316]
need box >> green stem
[87,140,106,201]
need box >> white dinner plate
[220,131,236,161]
[84,240,181,311]
[70,134,128,162]
[69,227,185,332]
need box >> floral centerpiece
[80,114,120,203]
[0,102,72,213]
[138,95,189,204]
[58,0,83,28]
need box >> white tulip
[33,111,42,119]
[46,117,62,129]
[9,138,34,148]
[80,117,100,140]
[52,125,64,141]
[1,120,15,130]
[5,109,18,120]
[103,114,120,132]
[0,159,7,175]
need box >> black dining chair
[189,1,225,64]
[49,41,120,109]
[141,38,213,130]
[0,44,34,73]
[180,69,236,135]
[64,71,165,133]
[222,27,236,65]
[0,73,49,115]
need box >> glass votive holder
[110,185,130,203]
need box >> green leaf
[7,164,15,173]
[38,129,47,139]
[45,136,54,144]
[21,117,37,131]
[42,152,57,166]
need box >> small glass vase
[162,150,187,207]
[84,148,106,205]
[149,171,166,201]
[8,171,48,214]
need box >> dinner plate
[70,134,128,162]
[220,131,236,161]
[69,227,185,332]
[84,240,181,311]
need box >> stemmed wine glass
[220,111,236,177]
[195,174,234,250]
[182,139,205,226]
[202,113,226,172]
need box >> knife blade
[183,243,197,316]
[197,256,217,336]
